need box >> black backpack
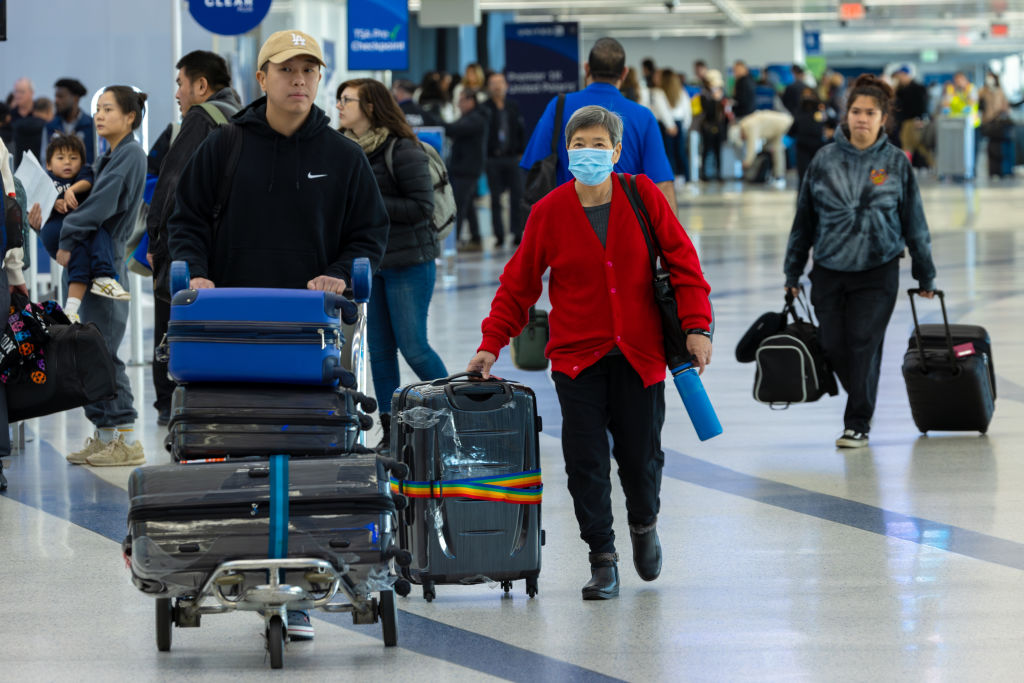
[753,294,838,406]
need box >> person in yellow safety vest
[941,72,979,127]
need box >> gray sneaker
[67,435,109,465]
[87,437,146,467]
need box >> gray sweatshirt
[59,137,147,252]
[784,125,936,291]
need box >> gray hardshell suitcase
[125,455,397,599]
[390,373,543,601]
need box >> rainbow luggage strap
[390,469,542,504]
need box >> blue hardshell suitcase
[167,288,358,386]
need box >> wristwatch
[685,328,712,339]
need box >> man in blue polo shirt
[520,37,677,211]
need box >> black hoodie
[168,97,389,288]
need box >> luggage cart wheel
[351,257,372,304]
[169,261,191,296]
[267,615,284,669]
[526,576,539,598]
[155,598,173,652]
[422,581,436,602]
[379,589,398,647]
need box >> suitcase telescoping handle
[907,289,957,374]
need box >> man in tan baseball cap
[256,29,325,70]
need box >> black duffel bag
[753,293,838,406]
[6,323,117,422]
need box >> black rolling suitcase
[124,454,398,598]
[906,323,996,399]
[902,290,995,434]
[390,373,543,601]
[166,383,366,461]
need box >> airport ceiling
[409,0,1024,54]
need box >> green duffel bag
[511,307,549,371]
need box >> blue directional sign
[188,0,272,36]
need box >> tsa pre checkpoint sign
[189,0,272,37]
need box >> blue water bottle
[670,361,723,441]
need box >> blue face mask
[568,148,615,186]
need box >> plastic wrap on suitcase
[902,290,994,434]
[391,373,542,598]
[167,384,360,461]
[125,455,396,598]
[167,287,357,386]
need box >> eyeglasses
[338,96,360,106]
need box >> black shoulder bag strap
[616,173,661,273]
[551,94,566,154]
[211,123,243,244]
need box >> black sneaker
[287,610,314,640]
[157,408,171,427]
[835,429,868,448]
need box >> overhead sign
[505,22,580,132]
[188,0,272,36]
[348,0,409,71]
[803,30,821,56]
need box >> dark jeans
[42,218,116,284]
[367,260,448,415]
[663,121,690,181]
[451,174,481,243]
[152,295,175,412]
[809,258,900,434]
[552,355,666,555]
[485,156,524,244]
[700,130,725,181]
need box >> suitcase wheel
[351,257,372,304]
[378,589,398,647]
[267,614,284,669]
[526,576,539,599]
[501,580,513,595]
[422,581,435,602]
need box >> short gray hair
[564,105,623,148]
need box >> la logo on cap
[291,33,306,46]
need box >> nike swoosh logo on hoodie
[308,172,327,179]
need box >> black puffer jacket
[366,135,437,269]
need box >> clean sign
[188,0,272,36]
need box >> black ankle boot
[582,552,619,600]
[374,414,391,453]
[629,521,662,581]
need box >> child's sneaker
[91,277,131,300]
[67,312,81,323]
[86,436,146,467]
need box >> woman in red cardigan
[468,105,713,600]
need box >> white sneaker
[91,277,131,300]
[66,434,108,465]
[86,436,146,466]
[835,429,869,448]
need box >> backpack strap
[551,94,566,155]
[196,101,229,127]
[211,123,243,241]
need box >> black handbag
[6,323,118,422]
[617,173,712,369]
[523,94,566,205]
[735,293,793,363]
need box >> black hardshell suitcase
[902,290,995,434]
[125,454,397,598]
[166,384,361,461]
[907,323,995,399]
[391,373,543,600]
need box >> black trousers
[451,174,481,243]
[809,258,900,433]
[485,156,524,244]
[552,354,665,555]
[152,295,176,412]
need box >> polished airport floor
[2,169,1023,681]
